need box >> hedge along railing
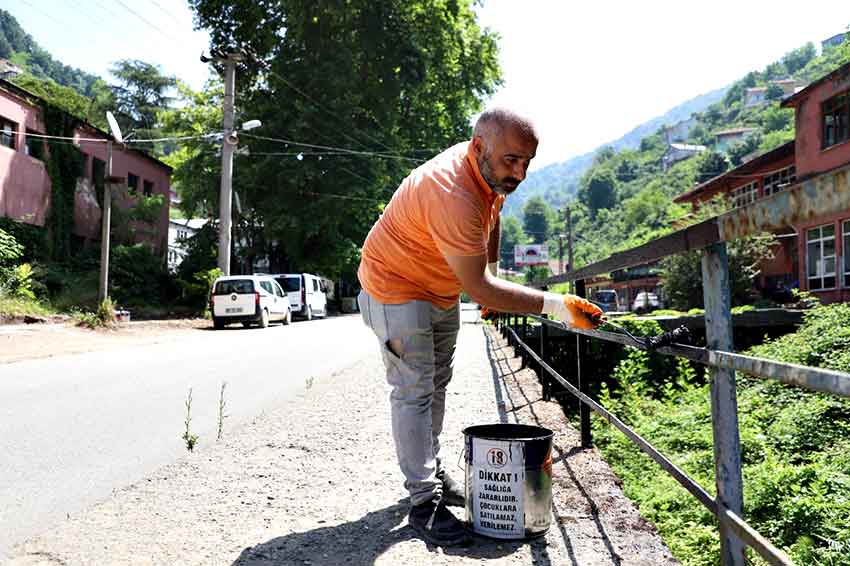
[495,164,850,566]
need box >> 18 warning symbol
[487,448,508,468]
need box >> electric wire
[240,132,424,164]
[18,0,64,27]
[146,0,185,31]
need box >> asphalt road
[0,314,381,560]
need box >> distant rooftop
[714,127,757,137]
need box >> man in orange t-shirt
[358,108,602,546]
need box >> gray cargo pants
[358,290,460,505]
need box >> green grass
[592,303,850,565]
[0,296,57,318]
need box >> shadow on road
[230,499,532,565]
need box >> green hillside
[564,38,850,269]
[0,9,102,97]
[505,86,728,218]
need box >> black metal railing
[490,163,850,566]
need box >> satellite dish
[106,111,123,144]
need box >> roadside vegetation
[590,301,850,565]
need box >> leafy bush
[110,243,173,306]
[74,297,116,329]
[0,218,47,262]
[0,227,23,265]
[662,235,776,311]
[592,303,850,565]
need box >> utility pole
[566,206,574,294]
[218,53,241,275]
[200,51,244,275]
[98,141,113,303]
[557,234,564,275]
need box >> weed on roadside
[217,381,228,441]
[182,387,199,451]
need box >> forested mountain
[0,9,101,97]
[503,86,728,218]
[562,39,850,268]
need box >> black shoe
[408,498,471,546]
[437,469,465,507]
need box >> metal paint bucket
[463,423,554,539]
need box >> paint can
[463,423,554,539]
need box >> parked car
[272,273,328,320]
[594,289,620,312]
[632,292,661,315]
[210,275,292,329]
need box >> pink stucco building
[0,79,172,254]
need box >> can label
[470,438,525,537]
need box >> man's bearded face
[478,152,522,196]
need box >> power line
[260,66,397,154]
[146,0,184,31]
[19,0,64,26]
[113,0,184,46]
[240,132,424,164]
[300,191,385,203]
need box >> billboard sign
[514,244,549,267]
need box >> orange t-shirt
[358,141,503,309]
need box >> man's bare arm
[445,253,543,313]
[444,253,604,328]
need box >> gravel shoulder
[6,322,676,566]
[0,318,211,364]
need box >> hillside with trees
[502,85,728,218]
[506,36,850,284]
[0,9,103,97]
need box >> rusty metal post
[702,242,745,566]
[540,316,550,400]
[575,279,592,448]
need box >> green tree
[662,235,777,310]
[10,74,111,129]
[727,133,762,167]
[189,0,501,277]
[696,151,728,184]
[578,168,617,217]
[159,80,224,218]
[782,42,817,74]
[499,216,526,270]
[765,83,785,101]
[522,196,553,244]
[110,59,176,140]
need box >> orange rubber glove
[480,306,496,320]
[541,292,604,330]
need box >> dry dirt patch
[0,318,211,364]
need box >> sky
[3,0,848,170]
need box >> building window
[807,224,836,290]
[731,181,758,208]
[143,180,153,197]
[822,90,850,149]
[128,173,139,194]
[24,129,44,160]
[844,220,850,288]
[0,117,16,149]
[763,166,796,196]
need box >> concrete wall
[0,87,171,254]
[0,89,50,226]
[793,69,850,180]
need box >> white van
[273,273,327,320]
[210,275,292,329]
